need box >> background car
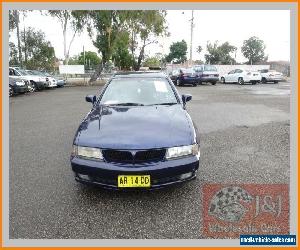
[9,77,28,97]
[258,69,283,84]
[169,68,198,87]
[221,69,261,85]
[193,64,219,85]
[56,78,66,87]
[9,67,47,91]
[27,70,57,88]
[43,72,66,88]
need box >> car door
[232,69,243,83]
[225,70,235,82]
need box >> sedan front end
[71,144,200,189]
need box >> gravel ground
[9,81,290,239]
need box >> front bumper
[181,78,198,84]
[47,82,57,88]
[199,77,219,82]
[71,155,200,190]
[12,85,27,94]
[266,77,283,82]
[243,76,261,82]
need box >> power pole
[83,45,85,68]
[189,10,194,66]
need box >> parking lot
[9,81,290,239]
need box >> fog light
[180,172,193,180]
[77,173,90,181]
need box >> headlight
[15,81,25,86]
[166,144,200,160]
[72,145,103,160]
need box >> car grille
[102,149,166,164]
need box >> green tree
[143,56,160,67]
[9,10,33,66]
[205,41,237,64]
[21,27,56,71]
[112,31,133,70]
[68,55,79,65]
[9,42,19,66]
[78,51,101,69]
[10,10,22,66]
[241,36,267,65]
[125,10,168,71]
[9,10,17,31]
[165,40,188,63]
[47,10,88,64]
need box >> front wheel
[238,77,244,85]
[261,77,267,84]
[221,77,225,84]
[211,81,217,85]
[176,79,181,86]
[29,84,36,92]
[193,83,197,87]
[9,85,13,97]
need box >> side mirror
[86,95,96,104]
[182,94,192,104]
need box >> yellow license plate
[118,175,150,188]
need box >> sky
[9,10,290,63]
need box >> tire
[252,81,257,85]
[29,83,36,92]
[261,77,267,84]
[176,79,182,86]
[193,83,197,87]
[238,77,244,85]
[221,77,225,84]
[211,81,217,85]
[274,81,278,84]
[9,85,13,97]
[30,81,38,92]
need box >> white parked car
[220,69,261,85]
[258,69,283,84]
[9,67,48,91]
[27,70,57,88]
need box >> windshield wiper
[150,102,178,106]
[111,102,144,106]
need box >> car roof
[112,71,167,78]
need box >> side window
[235,69,242,73]
[228,70,235,74]
[14,70,21,76]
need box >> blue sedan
[70,72,200,190]
[170,68,199,86]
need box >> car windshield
[204,65,217,71]
[17,69,29,76]
[193,66,202,72]
[182,68,194,73]
[100,78,178,106]
[28,70,42,75]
